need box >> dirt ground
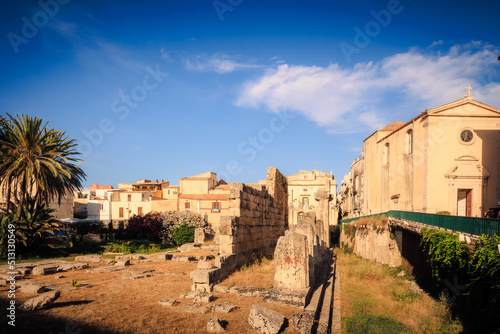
[0,252,299,334]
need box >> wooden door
[466,190,472,217]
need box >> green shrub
[436,211,451,215]
[161,211,203,244]
[0,196,61,258]
[172,224,196,246]
[420,228,469,287]
[103,240,170,254]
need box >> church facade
[340,90,500,218]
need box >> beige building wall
[163,186,180,200]
[49,194,74,219]
[180,172,218,194]
[111,190,154,221]
[177,173,230,229]
[342,94,500,218]
[288,170,338,227]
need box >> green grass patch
[103,240,175,254]
[0,240,176,265]
[345,314,411,334]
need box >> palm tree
[0,194,61,256]
[0,114,86,216]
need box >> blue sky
[2,0,500,188]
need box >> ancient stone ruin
[190,167,288,292]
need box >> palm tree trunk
[16,183,25,217]
[5,178,12,213]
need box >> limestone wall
[340,224,402,267]
[191,167,288,292]
[219,167,288,256]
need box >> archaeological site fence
[340,210,500,236]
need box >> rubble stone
[248,305,285,334]
[21,290,60,311]
[207,316,226,333]
[159,299,179,306]
[210,302,238,314]
[21,282,46,294]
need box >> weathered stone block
[75,255,102,263]
[131,254,146,260]
[32,265,58,276]
[210,302,238,313]
[179,304,207,314]
[21,290,60,311]
[248,305,285,334]
[159,299,179,307]
[114,259,130,267]
[198,260,216,270]
[190,269,220,285]
[57,262,89,272]
[21,282,46,294]
[178,243,201,252]
[207,316,226,333]
[172,255,196,262]
[157,253,173,260]
[273,232,310,290]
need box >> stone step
[297,251,333,334]
[317,261,335,334]
[331,265,341,334]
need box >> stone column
[273,231,310,289]
[314,189,332,248]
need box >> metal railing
[340,210,500,236]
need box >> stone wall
[340,224,402,267]
[219,167,288,256]
[191,167,288,292]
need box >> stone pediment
[455,155,479,162]
[445,163,489,179]
[427,98,500,118]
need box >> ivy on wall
[420,228,500,332]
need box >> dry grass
[337,249,462,333]
[1,255,298,334]
[352,216,388,229]
[218,257,275,290]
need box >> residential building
[111,180,171,223]
[87,185,115,223]
[178,172,230,229]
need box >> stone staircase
[293,251,341,334]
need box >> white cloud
[160,48,175,62]
[186,54,261,74]
[236,42,500,133]
[427,40,444,48]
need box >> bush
[126,213,163,242]
[172,224,196,246]
[436,211,451,215]
[161,211,203,244]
